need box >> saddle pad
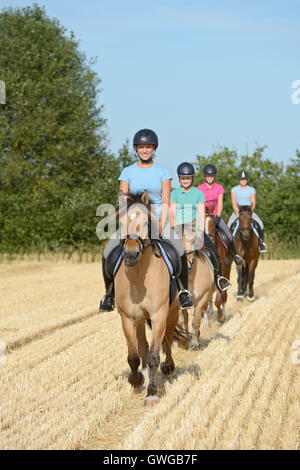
[156,239,181,278]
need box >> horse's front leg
[161,304,179,375]
[121,314,144,389]
[144,310,168,406]
[236,265,244,301]
[215,291,226,323]
[247,259,258,302]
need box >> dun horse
[177,223,215,350]
[205,205,233,322]
[232,205,260,301]
[113,191,179,406]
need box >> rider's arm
[160,179,171,234]
[231,192,239,217]
[119,180,129,193]
[251,193,256,212]
[217,193,223,217]
[197,201,205,232]
[169,201,176,227]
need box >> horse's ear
[212,202,216,211]
[141,190,150,205]
[192,218,196,231]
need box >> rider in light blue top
[231,185,256,206]
[118,162,171,220]
[99,129,194,313]
[228,170,267,253]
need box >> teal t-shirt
[170,186,206,226]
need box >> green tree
[0,4,117,252]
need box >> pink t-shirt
[197,182,225,216]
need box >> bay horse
[205,205,233,323]
[114,191,179,406]
[176,223,215,350]
[232,205,259,301]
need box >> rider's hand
[215,215,221,226]
[195,230,204,250]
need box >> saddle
[231,219,261,239]
[104,240,181,305]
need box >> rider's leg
[204,234,232,292]
[227,212,238,230]
[99,255,114,312]
[99,232,120,312]
[216,218,245,266]
[252,213,267,252]
[162,224,194,309]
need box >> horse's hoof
[218,316,226,324]
[247,295,255,302]
[144,395,160,407]
[160,361,174,375]
[190,343,200,351]
[128,371,144,389]
[237,296,243,302]
[177,339,190,350]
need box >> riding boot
[227,240,246,266]
[259,230,267,253]
[204,234,232,293]
[99,257,115,312]
[177,254,194,309]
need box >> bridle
[122,233,153,254]
[238,210,253,234]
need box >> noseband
[122,233,153,254]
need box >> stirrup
[217,276,232,292]
[99,293,114,312]
[177,289,194,310]
[259,242,267,253]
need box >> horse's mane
[239,205,252,212]
[116,192,159,238]
[116,192,154,214]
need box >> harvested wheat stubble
[0,259,299,450]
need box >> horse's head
[238,205,252,240]
[118,190,156,266]
[205,202,216,240]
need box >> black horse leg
[248,269,255,300]
[237,265,244,300]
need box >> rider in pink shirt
[197,164,245,267]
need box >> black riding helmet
[203,164,217,176]
[177,162,195,177]
[133,129,158,149]
[238,170,249,180]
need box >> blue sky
[1,0,300,181]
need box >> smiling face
[239,178,248,187]
[205,175,215,185]
[135,144,155,161]
[179,176,193,189]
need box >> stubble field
[0,258,299,450]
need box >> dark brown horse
[205,205,233,322]
[114,191,179,406]
[232,205,260,301]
